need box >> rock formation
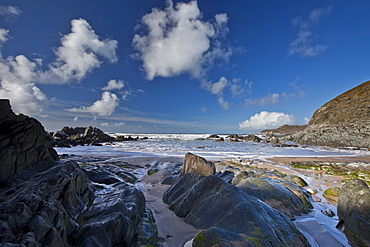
[0,100,148,246]
[291,81,370,148]
[0,99,58,185]
[163,173,309,246]
[337,179,370,246]
[181,152,216,176]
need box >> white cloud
[218,97,229,110]
[73,116,78,121]
[0,6,22,21]
[239,111,296,130]
[200,106,207,112]
[245,93,280,106]
[289,6,332,57]
[102,79,124,91]
[66,91,119,116]
[0,28,9,45]
[0,18,118,116]
[201,77,229,95]
[132,0,231,80]
[45,18,118,83]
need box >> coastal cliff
[290,81,370,148]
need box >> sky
[0,0,369,134]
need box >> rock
[163,173,309,247]
[0,160,94,246]
[323,187,341,202]
[230,138,241,142]
[181,152,216,176]
[259,125,307,135]
[306,187,318,195]
[241,134,262,142]
[135,209,161,246]
[226,134,240,139]
[0,99,58,186]
[215,170,234,184]
[193,227,253,247]
[290,81,370,148]
[74,178,145,247]
[268,136,281,144]
[161,175,178,185]
[321,208,335,217]
[337,179,370,246]
[52,126,113,147]
[285,175,308,187]
[236,178,311,218]
[215,137,224,142]
[207,134,220,139]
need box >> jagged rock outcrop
[337,179,370,246]
[181,152,216,176]
[163,173,309,246]
[0,100,147,246]
[52,126,113,147]
[0,99,58,185]
[291,81,370,148]
[260,125,307,136]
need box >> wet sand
[132,157,202,247]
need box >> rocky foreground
[1,98,370,247]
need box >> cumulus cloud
[0,18,118,116]
[45,18,118,83]
[102,79,125,91]
[239,111,296,130]
[289,6,332,57]
[201,77,229,95]
[132,0,231,80]
[66,91,119,116]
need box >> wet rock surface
[163,173,310,246]
[337,179,370,246]
[0,101,151,246]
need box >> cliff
[292,81,370,148]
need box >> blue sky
[0,1,369,134]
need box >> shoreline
[60,153,369,247]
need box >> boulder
[207,134,220,139]
[0,160,94,246]
[163,173,309,247]
[241,134,262,142]
[0,99,58,186]
[52,126,113,146]
[337,179,370,246]
[181,152,215,176]
[236,178,311,218]
[215,137,225,142]
[193,227,253,247]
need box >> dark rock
[0,99,58,186]
[241,134,262,142]
[193,227,253,247]
[0,160,94,246]
[226,134,239,139]
[323,187,341,202]
[135,209,161,246]
[207,134,220,139]
[236,178,311,218]
[215,170,234,184]
[74,179,145,247]
[337,179,370,246]
[215,137,225,142]
[161,175,178,185]
[52,126,113,147]
[163,173,309,247]
[181,152,215,176]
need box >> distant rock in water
[292,81,369,148]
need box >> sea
[55,133,370,160]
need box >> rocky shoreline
[1,99,370,246]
